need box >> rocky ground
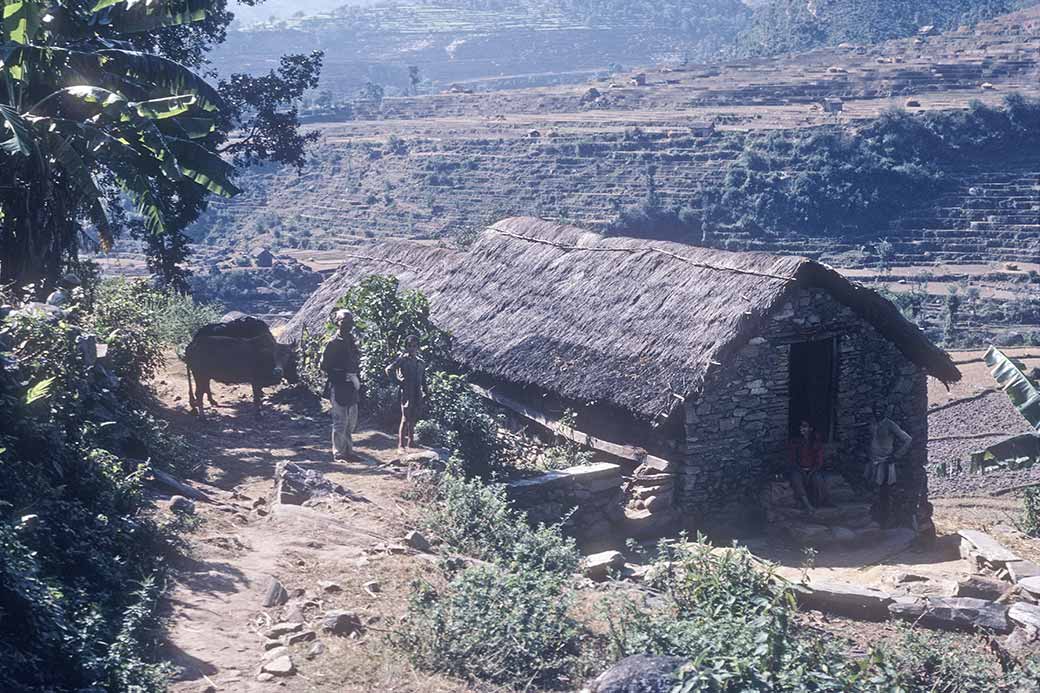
[149,345,1040,691]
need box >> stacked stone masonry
[506,462,625,542]
[682,286,929,527]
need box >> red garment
[788,436,824,471]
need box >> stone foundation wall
[506,462,625,544]
[682,286,930,527]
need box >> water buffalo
[183,317,297,415]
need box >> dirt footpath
[153,360,470,692]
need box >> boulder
[262,576,289,608]
[169,495,195,514]
[795,580,893,620]
[1016,576,1040,597]
[286,630,316,646]
[306,641,326,659]
[889,597,1010,633]
[1010,603,1040,631]
[404,530,432,553]
[1006,626,1040,657]
[263,646,289,661]
[958,530,1019,567]
[955,575,1010,601]
[275,461,357,506]
[319,581,343,594]
[265,622,303,639]
[1007,560,1040,584]
[584,655,687,693]
[583,551,625,580]
[321,610,363,637]
[261,655,295,676]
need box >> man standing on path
[385,334,427,451]
[865,403,913,528]
[321,309,361,460]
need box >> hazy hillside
[739,0,1038,56]
[213,0,1039,103]
[230,0,379,25]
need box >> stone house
[252,247,275,268]
[287,217,960,530]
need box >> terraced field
[194,6,1040,270]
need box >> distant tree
[408,65,423,96]
[361,81,386,105]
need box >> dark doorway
[788,338,838,440]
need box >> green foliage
[395,564,582,688]
[1021,487,1040,537]
[628,96,1040,243]
[425,471,580,575]
[425,371,504,476]
[0,283,198,691]
[605,538,1040,692]
[397,470,584,689]
[332,275,452,409]
[985,345,1040,429]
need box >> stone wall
[506,462,626,545]
[682,286,930,527]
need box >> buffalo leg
[195,377,211,417]
[252,384,264,415]
[207,391,219,407]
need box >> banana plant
[0,0,238,288]
[985,345,1040,430]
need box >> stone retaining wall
[506,462,625,543]
[683,286,930,528]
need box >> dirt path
[152,358,468,692]
[150,351,1039,690]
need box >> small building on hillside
[287,218,960,531]
[252,247,275,268]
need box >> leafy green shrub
[395,564,582,689]
[606,538,1039,692]
[426,471,580,575]
[1021,487,1040,537]
[86,278,221,385]
[425,371,504,475]
[0,282,200,691]
[325,275,452,416]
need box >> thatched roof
[286,217,960,423]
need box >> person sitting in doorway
[865,403,913,528]
[787,419,830,513]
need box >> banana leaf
[971,433,1040,472]
[2,0,44,45]
[985,345,1040,430]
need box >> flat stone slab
[958,530,1019,565]
[796,580,893,620]
[507,462,621,493]
[1008,560,1040,584]
[1010,603,1040,631]
[1016,576,1040,597]
[584,550,625,580]
[889,596,1010,634]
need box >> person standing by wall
[866,403,913,528]
[385,334,427,451]
[321,310,361,461]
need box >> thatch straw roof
[286,217,960,423]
